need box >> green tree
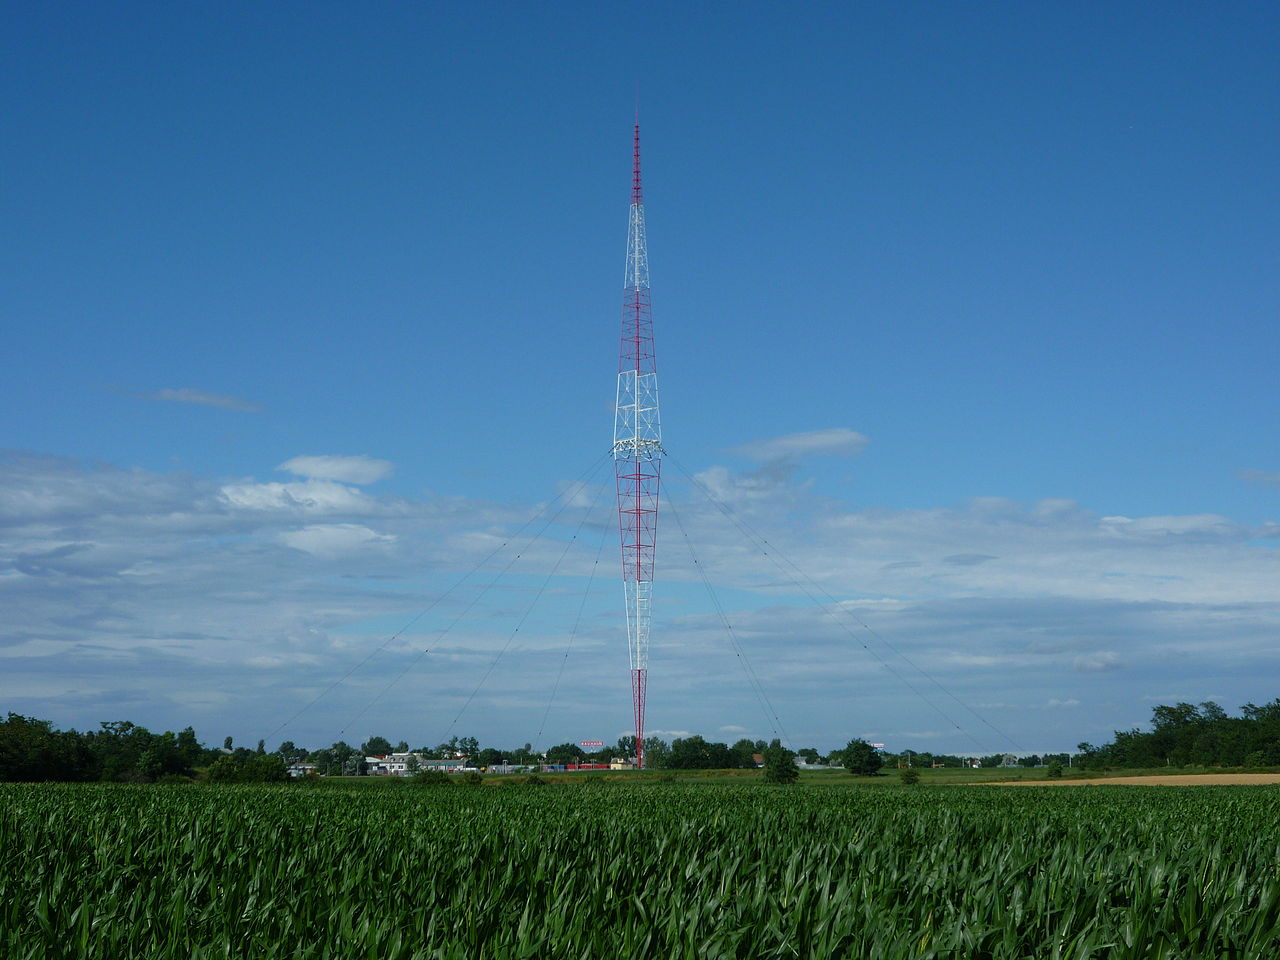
[206,753,286,783]
[206,755,242,783]
[311,741,357,776]
[511,743,535,764]
[841,739,884,776]
[87,722,196,782]
[641,736,670,769]
[361,736,393,757]
[762,743,799,784]
[0,714,95,782]
[585,745,614,763]
[667,736,735,769]
[899,767,920,785]
[545,742,586,764]
[175,728,203,768]
[476,748,504,768]
[729,739,760,768]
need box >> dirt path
[992,773,1280,787]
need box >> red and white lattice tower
[613,121,663,770]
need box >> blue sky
[3,2,1278,756]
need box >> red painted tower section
[613,121,662,769]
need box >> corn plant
[2,782,1278,958]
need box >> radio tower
[614,119,662,769]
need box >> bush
[411,770,453,786]
[898,768,920,786]
[460,772,484,787]
[205,754,287,784]
[523,775,547,786]
[1047,761,1064,779]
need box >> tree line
[0,715,286,783]
[1076,699,1280,769]
[16,698,1270,784]
[0,716,844,783]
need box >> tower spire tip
[631,113,643,206]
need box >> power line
[665,493,792,748]
[437,473,611,745]
[670,455,1021,751]
[261,452,610,747]
[534,504,612,754]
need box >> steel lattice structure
[613,122,662,769]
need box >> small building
[362,752,474,776]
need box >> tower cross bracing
[613,121,663,769]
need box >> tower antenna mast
[613,119,663,769]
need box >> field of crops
[3,781,1279,959]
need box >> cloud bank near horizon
[1,441,1277,754]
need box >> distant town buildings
[289,751,636,778]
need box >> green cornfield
[2,782,1279,958]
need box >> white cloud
[1046,698,1081,709]
[1099,514,1238,538]
[3,450,1279,756]
[943,553,998,566]
[1239,469,1280,490]
[220,479,381,514]
[1074,652,1123,673]
[152,388,260,412]
[280,524,398,558]
[732,428,869,462]
[278,455,393,485]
